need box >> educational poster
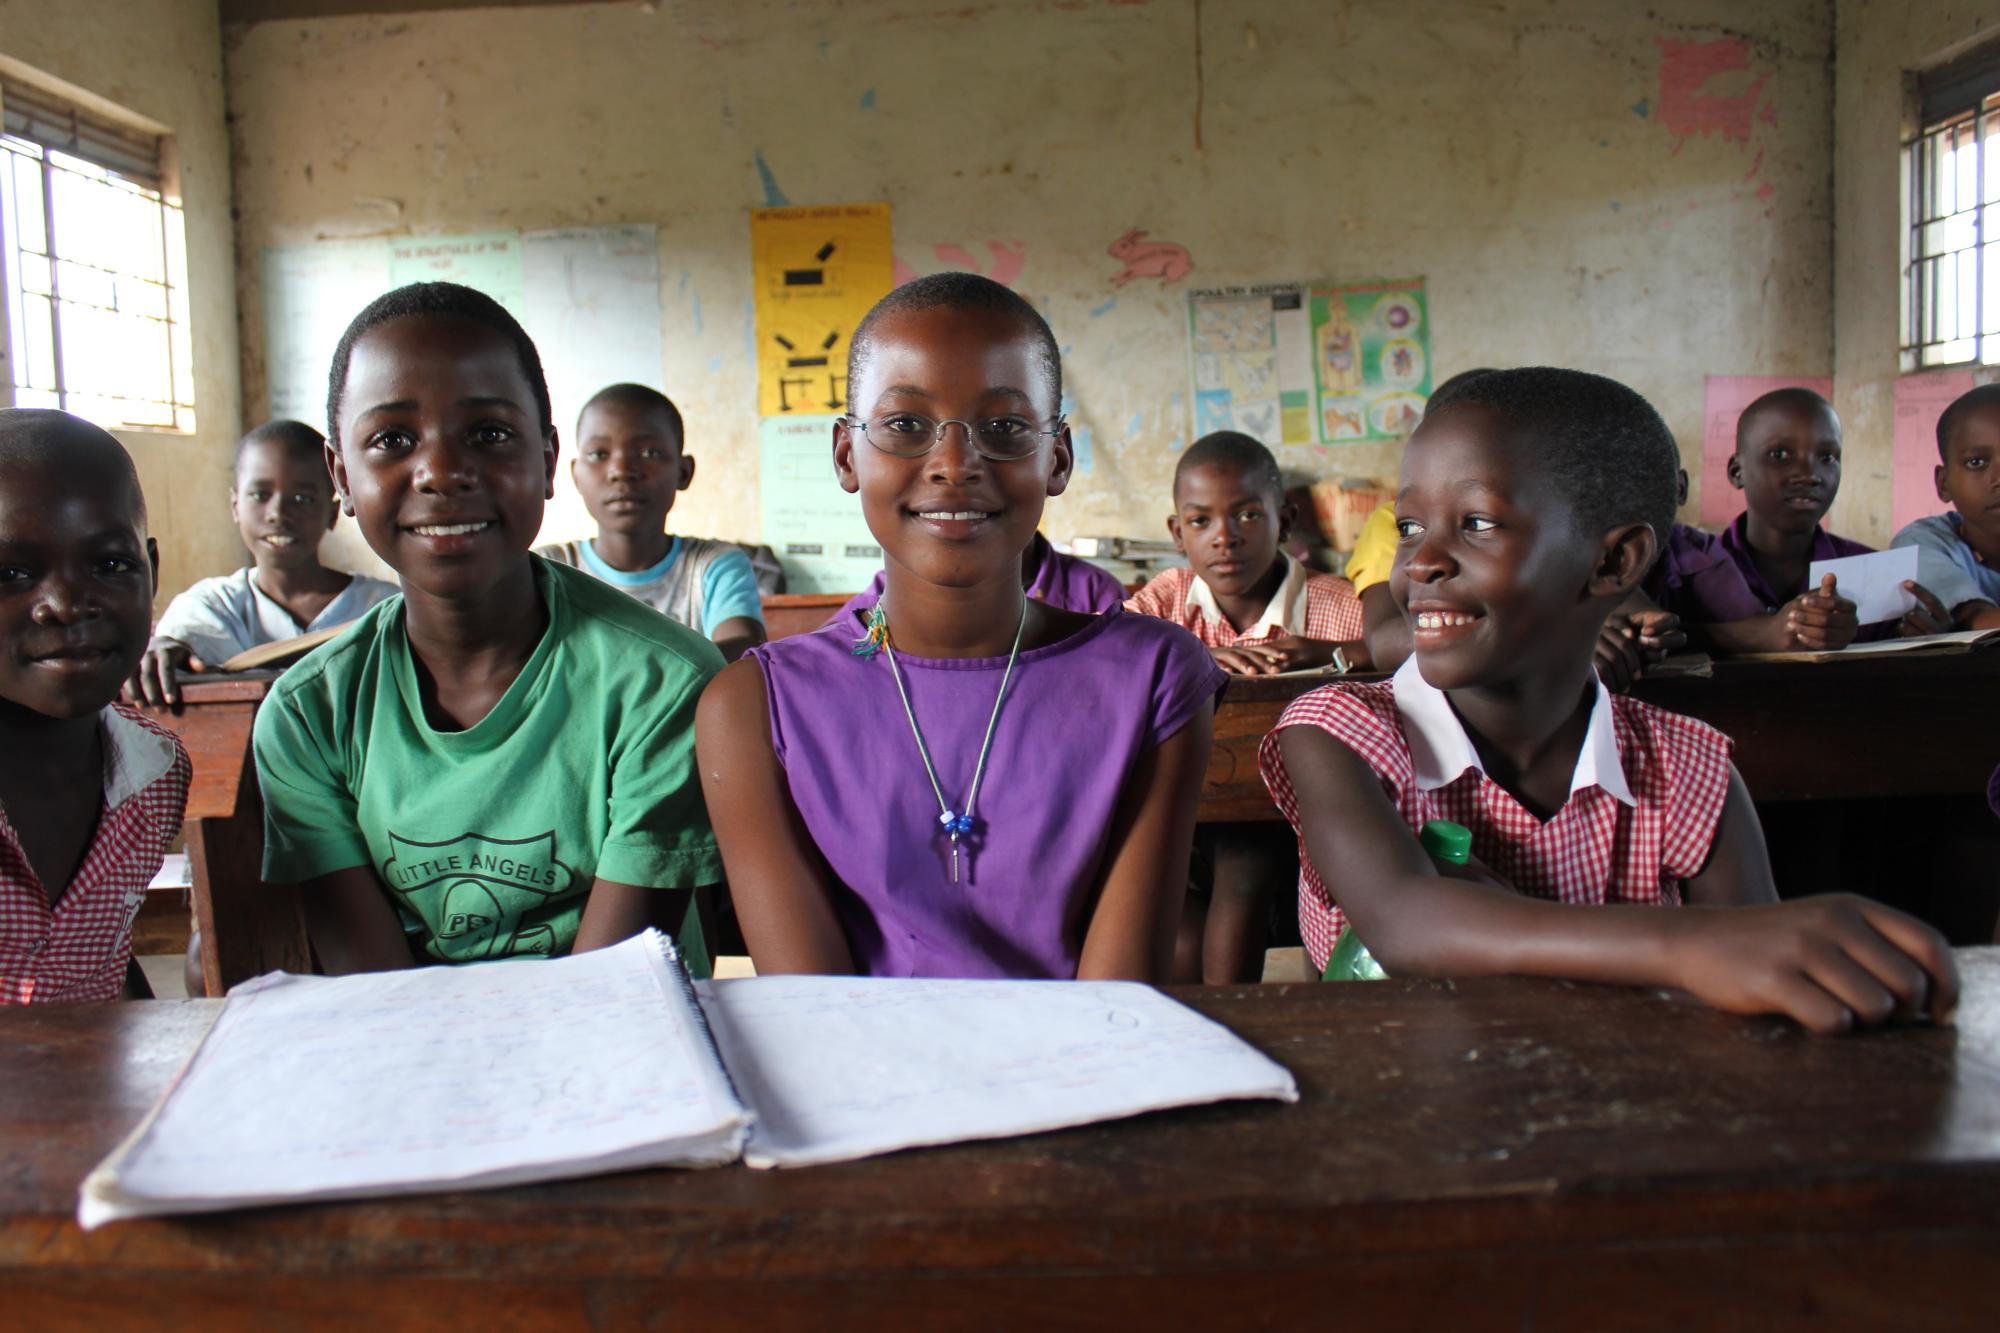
[758,414,880,593]
[1891,369,1974,533]
[1697,375,1832,526]
[1184,285,1315,445]
[260,239,390,426]
[521,226,667,546]
[1308,279,1431,444]
[750,203,894,418]
[387,231,526,313]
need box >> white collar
[101,706,178,811]
[1187,554,1310,637]
[1390,657,1635,807]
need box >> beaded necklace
[853,599,1028,884]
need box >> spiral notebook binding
[651,931,747,1118]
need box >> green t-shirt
[254,557,725,964]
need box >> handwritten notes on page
[700,976,1299,1169]
[79,933,747,1228]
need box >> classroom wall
[223,0,1834,573]
[1831,0,2000,544]
[0,0,244,608]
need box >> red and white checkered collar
[1186,554,1308,638]
[100,705,178,811]
[1390,656,1636,807]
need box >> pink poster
[1891,370,1974,534]
[1698,375,1833,526]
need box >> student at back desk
[1893,382,2000,630]
[537,384,769,663]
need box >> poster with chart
[1309,279,1431,444]
[260,239,392,427]
[387,231,526,313]
[758,414,880,593]
[1184,285,1316,446]
[749,203,894,418]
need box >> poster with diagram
[749,203,894,418]
[758,414,881,593]
[1309,279,1431,444]
[1184,285,1315,445]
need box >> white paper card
[700,976,1299,1169]
[1808,546,1920,624]
[79,933,748,1228]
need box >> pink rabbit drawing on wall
[1106,229,1194,286]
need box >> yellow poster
[750,202,894,418]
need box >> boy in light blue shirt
[1892,383,2000,629]
[536,385,767,661]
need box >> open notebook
[79,931,1297,1227]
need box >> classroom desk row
[5,953,1996,1327]
[143,624,2000,993]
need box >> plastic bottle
[1321,819,1472,982]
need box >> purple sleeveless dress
[746,606,1226,978]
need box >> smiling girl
[696,274,1224,980]
[252,283,723,972]
[1258,367,1958,1034]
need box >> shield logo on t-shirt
[380,830,578,962]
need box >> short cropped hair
[1428,367,1679,547]
[1175,430,1283,497]
[1735,386,1836,453]
[325,282,553,443]
[235,419,326,474]
[577,383,685,450]
[847,272,1062,412]
[0,407,147,527]
[1426,367,1497,414]
[1936,382,2000,459]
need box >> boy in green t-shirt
[253,283,723,972]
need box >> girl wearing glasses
[695,274,1224,980]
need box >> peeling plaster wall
[1833,0,2000,544]
[225,0,1831,567]
[2,0,243,607]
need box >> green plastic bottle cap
[1419,819,1472,865]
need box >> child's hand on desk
[1668,895,1959,1035]
[1776,574,1859,650]
[1594,609,1685,692]
[1897,581,1953,638]
[122,638,206,709]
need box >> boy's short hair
[235,419,326,474]
[1425,367,1498,414]
[0,407,147,527]
[1431,367,1679,548]
[325,282,553,443]
[1735,386,1836,453]
[578,383,684,450]
[1175,430,1282,497]
[1936,382,2000,459]
[847,272,1062,410]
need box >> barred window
[0,75,194,432]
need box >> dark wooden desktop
[3,951,1995,1327]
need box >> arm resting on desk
[1276,727,1960,1033]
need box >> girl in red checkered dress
[1258,368,1958,1034]
[0,411,190,1003]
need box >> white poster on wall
[261,239,390,429]
[758,414,879,594]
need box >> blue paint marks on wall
[1124,412,1143,438]
[743,298,757,367]
[1632,98,1650,118]
[1072,423,1095,475]
[1609,200,1623,212]
[754,151,790,207]
[860,88,876,110]
[677,269,689,296]
[691,294,704,336]
[708,355,723,374]
[1088,296,1117,318]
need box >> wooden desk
[3,954,1996,1327]
[761,591,849,640]
[137,677,307,996]
[1201,648,2000,820]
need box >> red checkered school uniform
[1125,557,1363,648]
[1,705,190,1003]
[1258,658,1734,972]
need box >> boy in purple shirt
[1713,388,1947,643]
